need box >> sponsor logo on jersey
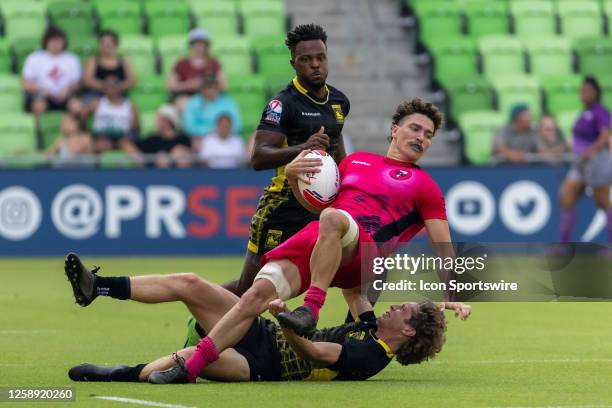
[332,104,344,123]
[301,112,321,117]
[389,169,411,180]
[264,100,283,124]
[351,160,371,166]
[265,229,283,249]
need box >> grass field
[1,257,611,408]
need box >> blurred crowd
[23,26,248,168]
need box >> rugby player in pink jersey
[134,97,469,384]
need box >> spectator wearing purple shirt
[559,76,612,243]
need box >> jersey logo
[265,229,283,249]
[332,104,344,123]
[264,100,283,125]
[348,331,366,340]
[351,160,371,166]
[389,169,411,180]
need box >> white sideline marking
[433,358,612,365]
[95,396,197,408]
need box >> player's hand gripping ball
[297,150,339,209]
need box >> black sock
[110,364,147,382]
[95,276,131,299]
[194,322,207,337]
[344,309,354,323]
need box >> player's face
[379,302,418,336]
[291,40,328,89]
[390,114,435,163]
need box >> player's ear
[401,326,416,338]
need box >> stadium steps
[285,0,459,164]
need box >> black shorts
[234,317,283,381]
[248,192,318,256]
[24,93,69,112]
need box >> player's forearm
[251,144,304,170]
[280,327,321,360]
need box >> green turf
[1,257,611,407]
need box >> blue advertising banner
[0,165,607,256]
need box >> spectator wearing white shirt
[198,115,246,169]
[22,27,83,118]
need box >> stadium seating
[119,36,157,77]
[12,37,40,73]
[601,76,612,111]
[241,1,286,38]
[463,0,509,40]
[413,1,462,49]
[446,76,494,124]
[557,0,603,40]
[459,110,505,165]
[157,35,189,75]
[69,36,98,64]
[48,1,96,43]
[253,35,294,93]
[98,150,139,168]
[492,75,542,118]
[525,37,573,79]
[212,37,253,76]
[478,35,525,79]
[97,0,143,36]
[38,111,64,148]
[144,1,192,40]
[130,75,168,112]
[510,0,557,39]
[227,74,267,137]
[0,74,22,113]
[575,37,612,78]
[0,40,12,73]
[556,110,580,141]
[0,113,37,155]
[139,110,157,136]
[429,37,477,88]
[541,75,582,116]
[190,1,239,38]
[1,0,46,41]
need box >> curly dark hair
[395,301,447,365]
[41,26,67,51]
[390,98,444,141]
[285,24,327,57]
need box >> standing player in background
[559,76,612,243]
[183,23,351,344]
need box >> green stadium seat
[463,0,509,40]
[600,75,612,111]
[12,37,40,73]
[157,35,189,75]
[541,75,582,116]
[48,1,96,42]
[190,1,239,38]
[555,110,580,141]
[557,0,603,40]
[413,1,462,49]
[510,0,556,39]
[604,1,612,29]
[252,35,294,94]
[139,110,157,136]
[478,35,525,79]
[98,150,140,168]
[492,75,542,118]
[69,35,99,65]
[459,110,505,165]
[97,0,143,35]
[0,0,46,41]
[212,36,253,76]
[428,37,477,88]
[38,111,65,148]
[241,1,286,38]
[119,36,158,76]
[0,40,12,73]
[445,76,494,124]
[524,37,573,79]
[130,75,168,112]
[575,37,612,77]
[0,74,23,113]
[227,74,267,137]
[144,1,192,40]
[0,113,37,156]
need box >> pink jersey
[332,152,447,247]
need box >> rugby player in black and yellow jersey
[67,267,470,384]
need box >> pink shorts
[260,220,376,294]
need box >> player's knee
[238,284,272,315]
[319,208,347,236]
[172,273,207,301]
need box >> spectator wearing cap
[197,114,247,169]
[166,28,227,112]
[182,75,241,138]
[137,104,192,168]
[492,103,538,164]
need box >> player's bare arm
[251,128,330,170]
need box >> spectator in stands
[182,75,241,138]
[492,103,538,164]
[91,76,140,159]
[22,27,83,118]
[82,30,136,106]
[559,76,612,243]
[167,28,227,112]
[45,114,93,163]
[197,114,246,169]
[536,114,569,163]
[137,104,192,168]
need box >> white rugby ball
[297,150,339,209]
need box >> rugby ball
[297,150,339,209]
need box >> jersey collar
[374,337,396,359]
[293,77,330,105]
[383,155,420,168]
